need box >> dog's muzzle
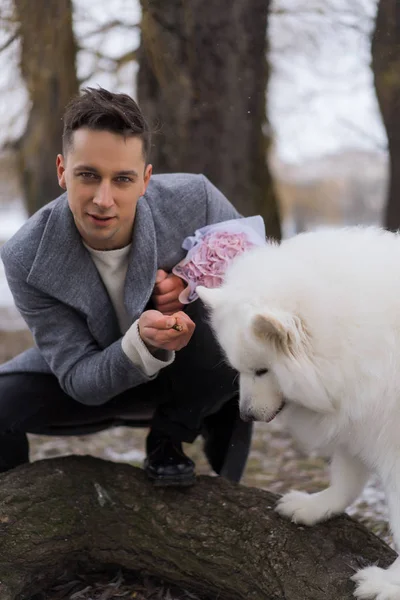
[240,410,257,422]
[241,401,286,423]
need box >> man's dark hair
[62,87,151,162]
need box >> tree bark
[14,0,79,216]
[371,0,400,231]
[138,0,281,240]
[0,455,394,600]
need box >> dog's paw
[352,566,400,600]
[275,490,323,526]
[275,491,333,526]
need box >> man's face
[57,128,152,250]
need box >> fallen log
[0,455,395,600]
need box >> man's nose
[93,182,114,209]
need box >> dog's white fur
[197,226,400,599]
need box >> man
[0,87,251,486]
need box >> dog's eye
[254,368,268,377]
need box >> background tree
[13,0,79,216]
[371,0,400,231]
[138,0,281,240]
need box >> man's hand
[139,309,195,352]
[152,269,186,315]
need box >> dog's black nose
[240,411,257,422]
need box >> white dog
[197,226,400,600]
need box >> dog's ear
[252,312,287,340]
[196,286,224,308]
[251,311,309,355]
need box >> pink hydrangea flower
[173,230,256,303]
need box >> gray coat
[0,173,240,405]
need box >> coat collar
[27,194,157,346]
[123,196,158,317]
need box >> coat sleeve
[2,254,160,405]
[201,175,242,224]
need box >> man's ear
[56,155,67,190]
[196,286,224,308]
[142,164,152,195]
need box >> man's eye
[254,368,268,377]
[79,172,97,180]
[115,176,133,184]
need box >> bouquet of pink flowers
[173,215,266,303]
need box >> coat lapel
[124,196,157,320]
[27,195,120,347]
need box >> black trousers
[0,301,239,472]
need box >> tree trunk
[138,0,281,240]
[371,0,400,231]
[14,0,79,216]
[0,455,394,600]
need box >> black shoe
[144,432,196,487]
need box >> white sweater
[85,243,174,378]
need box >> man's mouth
[88,214,116,225]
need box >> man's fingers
[144,316,178,331]
[154,291,178,306]
[169,312,196,336]
[153,293,184,315]
[157,304,184,316]
[153,273,186,298]
[155,269,168,285]
[153,276,178,296]
[145,312,195,342]
[141,311,191,331]
[139,309,195,352]
[172,311,193,327]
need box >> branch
[114,48,138,67]
[0,29,19,53]
[79,48,137,84]
[78,18,139,40]
[338,117,388,151]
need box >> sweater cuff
[121,319,175,377]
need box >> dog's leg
[352,474,400,599]
[276,447,368,526]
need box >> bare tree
[13,0,79,216]
[138,0,281,240]
[371,0,400,231]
